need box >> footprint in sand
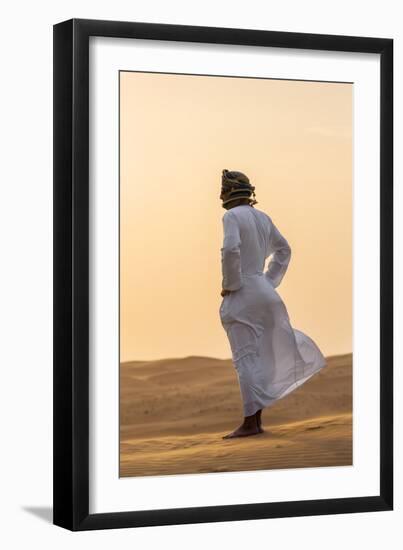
[305,425,324,431]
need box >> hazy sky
[120,71,352,362]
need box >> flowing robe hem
[242,358,327,417]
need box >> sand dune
[120,353,352,477]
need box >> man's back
[221,205,291,290]
[226,205,271,273]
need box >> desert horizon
[120,351,352,478]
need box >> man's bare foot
[222,416,261,439]
[255,409,264,433]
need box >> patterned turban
[220,169,258,205]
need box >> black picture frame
[53,18,393,531]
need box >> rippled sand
[120,353,352,477]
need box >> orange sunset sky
[120,71,352,363]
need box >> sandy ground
[120,353,352,477]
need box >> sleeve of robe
[221,211,243,291]
[265,219,292,288]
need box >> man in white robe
[219,169,327,439]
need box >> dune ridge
[120,353,352,477]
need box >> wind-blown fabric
[219,204,327,417]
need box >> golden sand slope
[120,353,352,477]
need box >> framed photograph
[53,18,393,530]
